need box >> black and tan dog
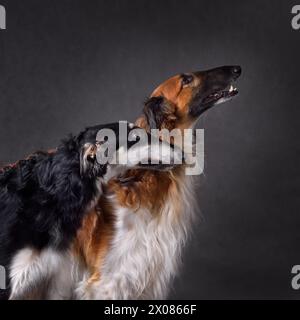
[0,122,182,300]
[72,66,242,300]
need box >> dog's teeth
[233,87,238,92]
[229,85,234,92]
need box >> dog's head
[138,66,241,131]
[76,122,183,179]
[76,123,122,179]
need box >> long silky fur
[74,98,198,300]
[76,172,197,300]
[0,130,103,299]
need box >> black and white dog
[0,122,182,300]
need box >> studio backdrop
[0,0,299,299]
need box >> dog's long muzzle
[190,65,242,117]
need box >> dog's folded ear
[144,96,176,130]
[144,97,164,129]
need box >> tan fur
[74,72,201,289]
[151,74,201,130]
[73,194,115,285]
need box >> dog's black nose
[231,66,241,78]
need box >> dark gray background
[0,0,299,299]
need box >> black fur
[0,122,122,299]
[0,121,179,299]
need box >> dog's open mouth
[202,84,239,106]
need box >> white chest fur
[86,176,196,300]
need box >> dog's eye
[181,74,194,86]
